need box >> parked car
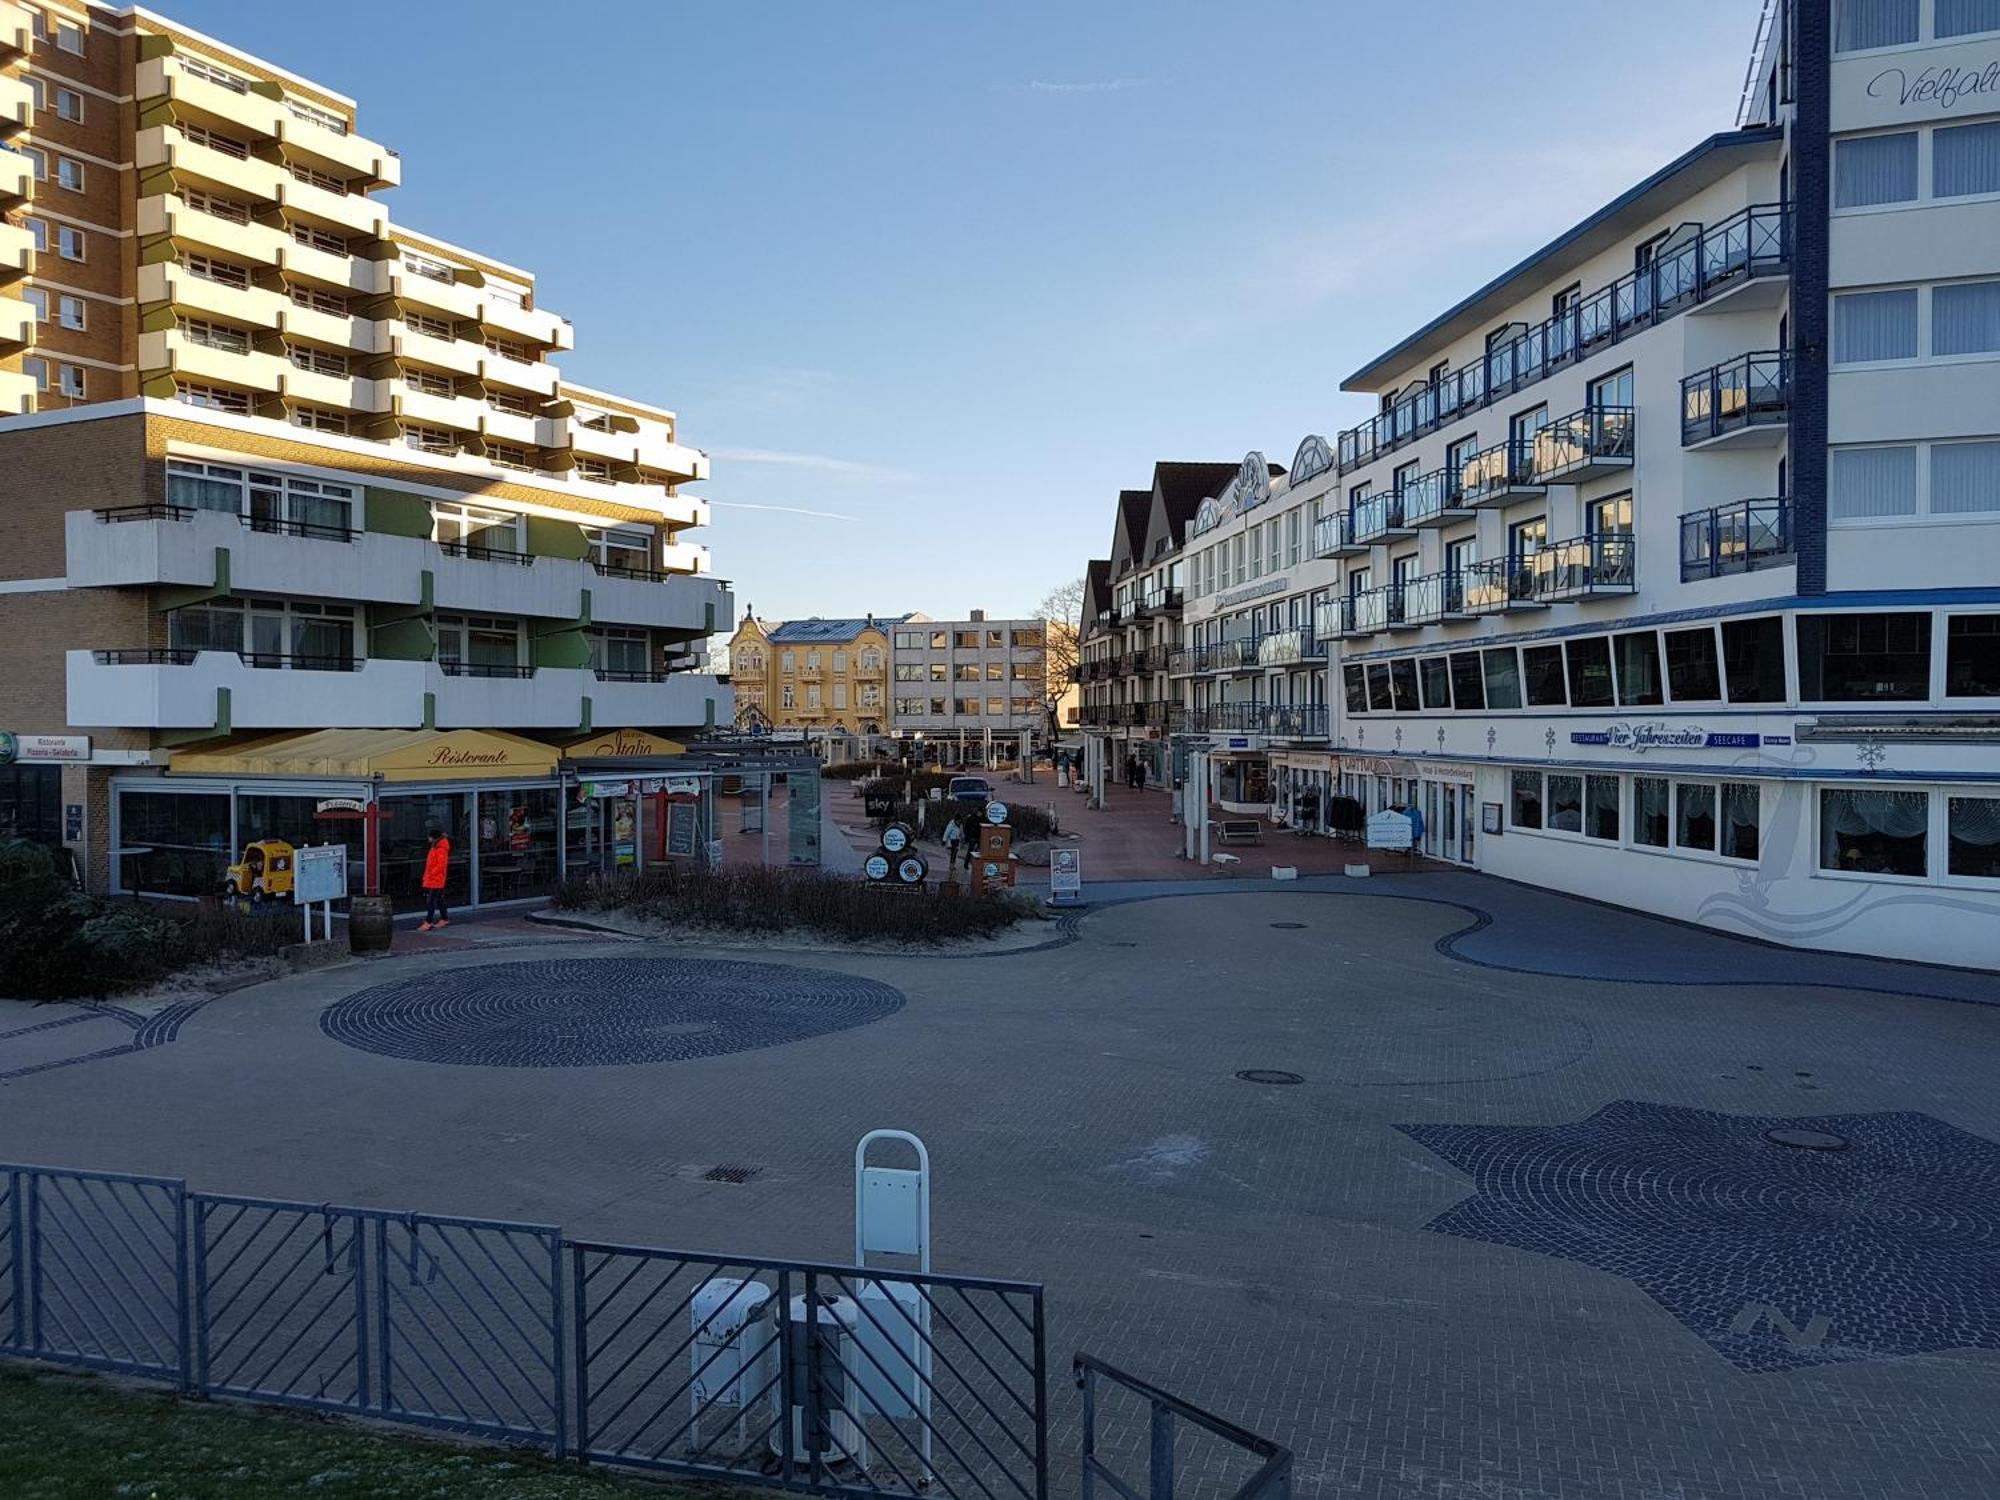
[948,776,995,806]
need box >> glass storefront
[477,787,560,901]
[117,790,231,896]
[380,791,472,914]
[0,764,61,845]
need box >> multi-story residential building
[0,1,730,907]
[1077,462,1240,788]
[1143,0,2000,968]
[727,613,892,735]
[889,611,1048,746]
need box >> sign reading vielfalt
[0,733,91,764]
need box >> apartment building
[728,613,892,735]
[0,1,730,908]
[889,611,1048,744]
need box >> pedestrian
[958,811,980,869]
[417,825,451,931]
[941,813,964,871]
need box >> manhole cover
[1764,1127,1849,1151]
[702,1165,761,1184]
[1237,1069,1304,1086]
[1269,922,1307,930]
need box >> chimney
[970,609,985,623]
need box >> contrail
[708,501,858,522]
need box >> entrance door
[1459,782,1477,863]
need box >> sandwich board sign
[1049,847,1083,905]
[1366,809,1414,851]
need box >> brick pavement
[5,880,2000,1497]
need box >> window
[22,355,47,393]
[1585,776,1620,841]
[954,663,978,682]
[181,54,249,91]
[431,501,518,552]
[56,294,83,331]
[55,88,83,123]
[25,217,45,252]
[1933,441,2000,513]
[1447,652,1485,711]
[1836,132,1919,209]
[1286,509,1302,567]
[176,382,250,413]
[404,425,456,455]
[1835,0,1917,49]
[1565,637,1615,708]
[1588,367,1633,410]
[286,97,349,136]
[57,365,83,398]
[184,253,250,289]
[405,369,454,397]
[483,335,533,365]
[486,443,533,472]
[405,311,455,340]
[1722,783,1761,861]
[292,224,349,257]
[1342,664,1368,714]
[1510,770,1543,830]
[56,156,83,191]
[1932,281,2000,357]
[805,684,821,709]
[1546,775,1583,833]
[187,190,252,224]
[929,663,948,682]
[781,685,796,709]
[987,629,1005,649]
[290,163,349,195]
[1723,616,1787,703]
[56,226,84,261]
[288,344,348,377]
[1833,289,1917,362]
[1634,778,1671,848]
[1508,515,1547,560]
[1522,645,1567,707]
[25,4,44,39]
[1614,631,1664,706]
[404,251,457,284]
[181,123,249,159]
[22,288,46,322]
[1948,796,2000,878]
[20,146,44,181]
[1798,612,1931,701]
[1934,121,2000,199]
[955,698,979,716]
[1946,614,2000,696]
[1820,788,1928,876]
[1482,648,1522,709]
[984,661,1003,680]
[986,696,1005,716]
[292,285,350,316]
[588,627,651,678]
[55,18,83,53]
[1419,657,1452,710]
[1389,659,1420,712]
[1664,627,1722,701]
[1938,0,2000,36]
[1830,444,1917,518]
[1676,783,1717,852]
[290,406,348,433]
[1365,663,1393,712]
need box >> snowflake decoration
[1436,725,1447,751]
[1393,725,1404,751]
[1855,735,1889,773]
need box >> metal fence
[1075,1355,1292,1500]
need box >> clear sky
[167,0,1760,622]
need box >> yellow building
[729,612,891,736]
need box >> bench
[1215,820,1264,847]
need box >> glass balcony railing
[1680,497,1794,579]
[1312,508,1363,556]
[1400,571,1472,624]
[1399,466,1468,527]
[1193,703,1328,738]
[1464,556,1543,614]
[1529,533,1638,601]
[1256,629,1326,666]
[1530,406,1635,483]
[1460,439,1543,506]
[1681,350,1791,445]
[1336,202,1790,473]
[1352,491,1412,544]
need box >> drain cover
[1269,922,1307,930]
[701,1165,762,1184]
[1764,1128,1848,1152]
[1237,1069,1304,1086]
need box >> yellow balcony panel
[280,366,382,413]
[389,383,483,433]
[388,266,483,322]
[0,220,29,277]
[135,56,284,141]
[137,196,286,267]
[0,291,29,347]
[137,125,285,204]
[276,303,385,356]
[1,0,29,55]
[1,147,30,203]
[275,114,398,191]
[277,240,389,297]
[0,73,30,134]
[391,328,481,378]
[479,350,559,399]
[479,406,540,447]
[138,260,285,328]
[276,177,387,240]
[0,367,32,416]
[140,328,287,393]
[480,296,571,351]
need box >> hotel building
[0,1,730,908]
[728,613,893,736]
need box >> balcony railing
[239,651,360,672]
[439,539,533,566]
[1351,586,1403,635]
[1193,702,1329,738]
[1681,497,1794,580]
[1134,586,1183,615]
[1400,570,1474,625]
[93,648,200,666]
[1460,439,1543,507]
[1351,490,1413,545]
[242,514,362,543]
[592,560,678,582]
[1400,466,1470,528]
[1336,202,1790,473]
[1464,556,1545,614]
[439,660,534,678]
[1681,350,1791,446]
[593,667,673,683]
[1529,406,1635,484]
[1256,629,1327,666]
[95,503,197,524]
[92,648,364,671]
[1312,509,1365,557]
[1530,533,1638,601]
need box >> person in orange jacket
[417,825,451,931]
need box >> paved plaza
[5,875,2000,1498]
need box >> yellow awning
[560,729,687,760]
[170,728,560,783]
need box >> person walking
[417,825,452,931]
[941,813,965,872]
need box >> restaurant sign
[1571,723,1761,752]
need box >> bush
[874,798,1059,844]
[822,760,898,781]
[0,839,97,999]
[553,863,1032,944]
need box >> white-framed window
[177,316,252,354]
[1939,0,2000,37]
[780,650,796,674]
[24,76,42,116]
[573,457,612,482]
[175,382,251,413]
[833,683,848,710]
[183,253,250,289]
[185,189,252,224]
[55,18,84,53]
[583,525,653,572]
[482,334,532,365]
[1831,438,2000,523]
[54,88,82,123]
[1935,120,2000,199]
[24,4,47,40]
[25,217,47,252]
[1833,286,1917,363]
[56,156,83,192]
[485,442,533,471]
[1834,0,1918,50]
[431,500,521,552]
[404,424,457,454]
[20,146,45,181]
[404,368,454,397]
[401,251,454,284]
[180,54,250,93]
[290,284,349,316]
[287,343,348,378]
[290,405,348,433]
[22,288,47,322]
[57,295,84,331]
[782,684,796,710]
[404,311,455,339]
[288,162,349,195]
[435,613,523,673]
[486,390,534,417]
[587,626,652,678]
[1932,278,2000,357]
[56,225,84,261]
[166,459,358,533]
[291,223,349,257]
[167,596,358,665]
[23,356,48,393]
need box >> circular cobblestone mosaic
[1399,1101,2000,1372]
[320,958,906,1069]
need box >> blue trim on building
[1342,127,1786,391]
[1793,0,1830,595]
[1326,748,2000,785]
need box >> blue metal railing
[1530,405,1636,482]
[1460,438,1542,504]
[1337,201,1790,473]
[1681,497,1794,579]
[1076,1353,1292,1500]
[1681,350,1791,445]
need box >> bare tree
[1036,577,1085,738]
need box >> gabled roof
[765,616,899,643]
[1082,559,1112,633]
[1153,462,1243,513]
[1109,489,1153,574]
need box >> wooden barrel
[347,893,395,955]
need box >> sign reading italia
[1571,724,1761,752]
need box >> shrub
[822,760,898,781]
[874,798,1058,844]
[0,839,97,998]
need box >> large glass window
[1343,664,1368,714]
[479,787,560,901]
[1820,788,1928,877]
[1482,648,1522,709]
[1546,774,1583,833]
[1510,769,1543,830]
[1723,616,1787,703]
[1664,627,1722,701]
[1564,637,1615,709]
[1937,0,2000,37]
[1948,796,2000,878]
[1419,657,1452,710]
[1676,783,1717,851]
[381,792,471,913]
[1932,280,2000,355]
[1522,645,1567,707]
[1833,134,1919,209]
[1946,614,2000,696]
[1388,659,1420,712]
[1831,445,1918,520]
[1448,652,1486,711]
[437,614,522,673]
[1934,122,2000,200]
[1932,441,2000,514]
[1634,777,1670,848]
[1722,783,1761,862]
[1365,663,1393,712]
[117,789,230,896]
[1798,612,1931,701]
[1585,776,1620,842]
[1835,0,1917,49]
[1614,631,1664,706]
[1832,288,1918,361]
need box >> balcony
[631,427,709,484]
[1399,571,1477,626]
[1401,466,1472,528]
[1340,588,1403,637]
[392,328,482,377]
[280,365,381,414]
[1261,704,1328,740]
[1133,586,1184,616]
[276,302,385,356]
[139,329,287,394]
[480,350,561,400]
[1530,406,1635,484]
[389,382,485,433]
[1256,629,1326,667]
[389,266,484,322]
[0,73,30,134]
[479,406,541,447]
[1312,508,1367,558]
[1529,533,1637,602]
[138,195,287,266]
[1336,202,1790,473]
[1680,497,1794,581]
[481,297,572,351]
[0,218,31,277]
[1463,557,1548,615]
[138,124,287,204]
[70,505,407,604]
[0,290,29,348]
[429,664,589,729]
[3,145,37,203]
[1681,351,1790,449]
[0,366,30,415]
[278,239,389,296]
[68,649,426,730]
[140,261,285,328]
[2,0,29,54]
[135,55,284,142]
[274,113,398,191]
[1352,491,1416,546]
[1460,440,1545,508]
[586,672,732,732]
[278,176,387,241]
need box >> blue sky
[170,0,1760,621]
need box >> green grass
[0,1367,772,1499]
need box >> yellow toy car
[221,839,295,904]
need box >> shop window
[1948,796,2000,878]
[235,795,363,889]
[479,788,559,901]
[1448,652,1485,710]
[381,793,471,913]
[1522,645,1567,707]
[1343,664,1368,714]
[1821,788,1928,877]
[1510,770,1543,830]
[1946,615,2000,696]
[1722,616,1787,703]
[1566,637,1615,708]
[1798,612,1931,701]
[1481,649,1521,709]
[117,790,230,896]
[1664,627,1722,701]
[1634,777,1670,848]
[1613,631,1664,706]
[1389,659,1420,712]
[1676,783,1718,851]
[1722,783,1761,862]
[1585,775,1620,841]
[1419,657,1452,710]
[1365,664,1393,712]
[0,764,62,845]
[1546,774,1583,833]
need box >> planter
[348,892,395,955]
